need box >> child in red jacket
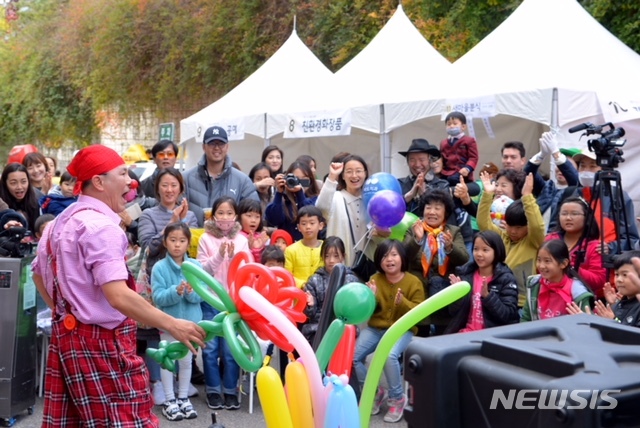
[439,111,479,186]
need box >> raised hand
[480,171,495,194]
[227,241,235,258]
[522,173,534,196]
[219,242,227,258]
[328,162,344,182]
[453,175,470,201]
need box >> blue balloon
[367,190,406,229]
[323,376,360,428]
[363,172,402,208]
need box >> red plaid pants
[42,318,159,428]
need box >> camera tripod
[575,168,632,270]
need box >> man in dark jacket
[183,126,259,226]
[397,139,450,217]
[140,139,179,198]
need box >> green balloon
[333,282,376,325]
[358,281,471,428]
[315,319,345,372]
[389,212,420,241]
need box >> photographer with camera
[549,123,638,257]
[265,160,320,241]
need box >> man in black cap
[398,138,450,216]
[183,126,258,225]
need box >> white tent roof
[385,0,640,131]
[179,29,334,145]
[266,4,453,136]
[335,4,451,106]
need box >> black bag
[351,249,377,283]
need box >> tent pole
[380,104,390,172]
[264,113,270,148]
[550,87,559,132]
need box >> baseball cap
[572,148,596,165]
[203,126,229,145]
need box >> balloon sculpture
[148,252,470,428]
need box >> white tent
[179,28,336,172]
[384,0,640,189]
[263,4,452,174]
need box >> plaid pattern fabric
[42,318,159,428]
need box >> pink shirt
[460,272,492,333]
[32,195,129,329]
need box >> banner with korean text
[284,109,352,138]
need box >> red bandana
[67,145,125,195]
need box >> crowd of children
[24,113,640,425]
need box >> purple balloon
[367,190,406,229]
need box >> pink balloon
[239,287,325,428]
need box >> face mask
[447,127,461,137]
[579,171,595,188]
[215,219,235,234]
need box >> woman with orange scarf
[404,189,469,335]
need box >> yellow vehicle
[122,144,150,164]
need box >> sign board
[284,109,352,138]
[159,122,175,142]
[443,96,497,119]
[195,121,246,143]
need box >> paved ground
[7,332,406,427]
[6,383,407,427]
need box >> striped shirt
[33,195,129,329]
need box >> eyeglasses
[156,151,176,159]
[559,212,585,218]
[344,169,365,176]
[205,141,227,147]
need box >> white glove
[539,133,551,157]
[541,131,559,154]
[530,151,545,165]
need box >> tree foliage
[0,0,638,156]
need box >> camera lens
[285,174,300,187]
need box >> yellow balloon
[257,366,294,428]
[285,362,315,428]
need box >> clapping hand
[412,220,424,241]
[603,282,621,305]
[594,300,615,319]
[566,301,589,315]
[394,288,403,305]
[441,229,453,252]
[367,279,377,295]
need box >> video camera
[0,227,31,258]
[568,122,626,169]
